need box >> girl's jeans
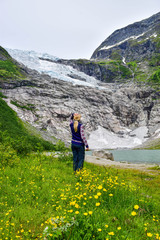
[71,144,85,172]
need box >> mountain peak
[91,12,160,62]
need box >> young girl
[70,113,89,172]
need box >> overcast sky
[1,0,159,59]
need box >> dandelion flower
[84,212,88,216]
[147,233,153,237]
[134,205,139,210]
[89,211,93,215]
[75,211,79,214]
[68,209,73,213]
[108,232,114,236]
[131,211,137,216]
[96,202,100,206]
[117,227,121,230]
[97,192,101,196]
[105,225,108,228]
[94,195,98,199]
[109,194,113,197]
[98,228,102,232]
[97,185,103,190]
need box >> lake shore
[85,155,159,171]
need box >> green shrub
[149,69,160,83]
[149,54,160,67]
[10,100,35,111]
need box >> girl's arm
[80,125,89,149]
[70,113,74,124]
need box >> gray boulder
[92,150,114,161]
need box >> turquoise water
[109,150,160,164]
[86,150,160,164]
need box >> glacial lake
[86,150,160,164]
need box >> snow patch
[88,126,149,149]
[99,32,147,51]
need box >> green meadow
[0,96,160,240]
[1,152,160,240]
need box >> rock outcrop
[92,150,114,161]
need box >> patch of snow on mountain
[99,32,147,51]
[88,126,149,149]
[6,48,100,88]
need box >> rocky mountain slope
[1,69,160,148]
[0,11,160,149]
[1,45,160,149]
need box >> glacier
[6,48,100,88]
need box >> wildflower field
[0,151,160,240]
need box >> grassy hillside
[0,46,26,81]
[0,96,65,158]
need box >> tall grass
[0,152,160,240]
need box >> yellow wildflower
[131,211,137,216]
[108,232,114,236]
[147,233,153,237]
[97,192,101,196]
[96,202,100,206]
[98,228,102,232]
[134,205,139,210]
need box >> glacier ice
[6,48,100,88]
